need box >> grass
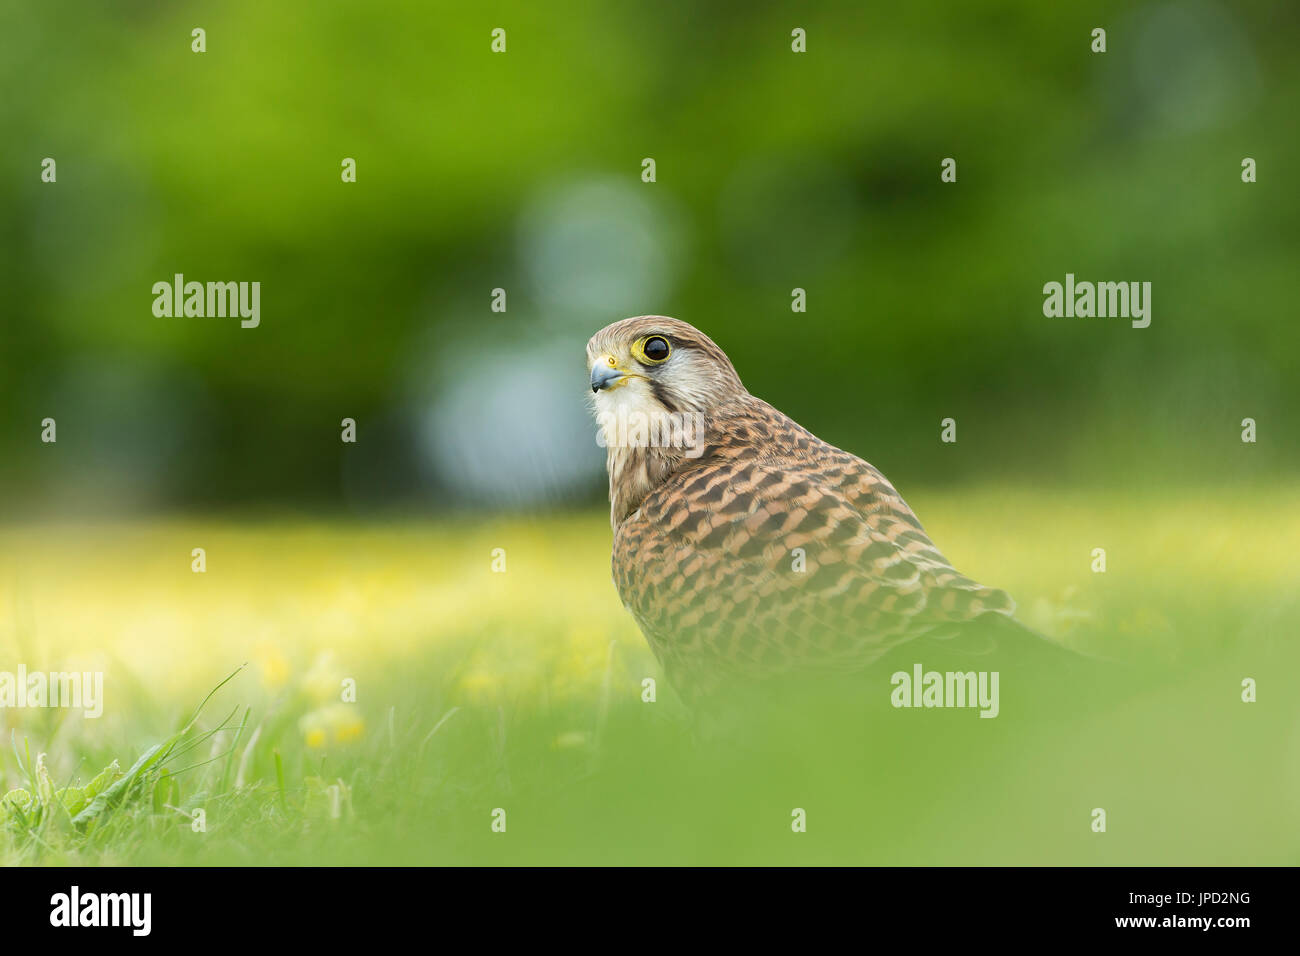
[1,483,1297,865]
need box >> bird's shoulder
[610,399,1014,671]
[624,397,934,555]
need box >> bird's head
[585,315,745,417]
[586,316,748,526]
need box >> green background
[0,1,1296,866]
[2,0,1296,513]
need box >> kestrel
[587,315,1058,701]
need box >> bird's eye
[637,335,671,364]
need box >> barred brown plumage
[587,315,1026,700]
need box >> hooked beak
[590,358,628,393]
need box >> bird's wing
[612,443,1014,684]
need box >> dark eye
[640,335,671,363]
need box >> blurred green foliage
[2,0,1296,514]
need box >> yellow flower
[325,703,365,743]
[459,670,499,703]
[299,703,364,748]
[253,641,290,690]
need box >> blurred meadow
[2,489,1298,864]
[1,1,1298,864]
